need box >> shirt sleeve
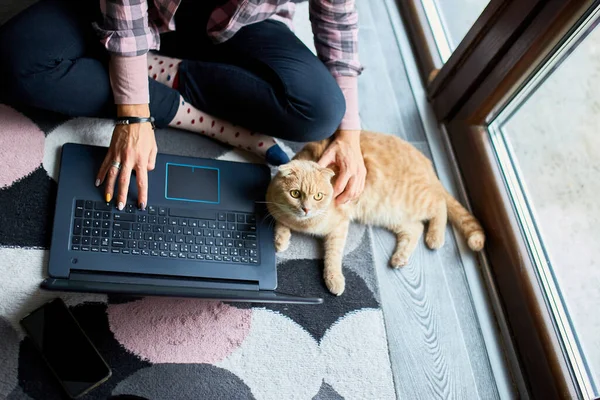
[95,0,157,104]
[310,0,362,130]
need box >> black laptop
[41,143,322,304]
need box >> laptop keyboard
[70,200,259,265]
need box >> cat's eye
[290,190,301,198]
[314,192,324,201]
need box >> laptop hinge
[69,270,259,292]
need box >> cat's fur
[266,131,485,296]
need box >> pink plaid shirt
[96,0,362,130]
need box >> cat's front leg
[323,222,349,296]
[274,221,291,252]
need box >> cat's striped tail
[443,190,486,251]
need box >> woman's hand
[317,130,366,204]
[96,104,157,210]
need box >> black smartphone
[20,298,112,399]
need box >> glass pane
[421,0,490,61]
[490,9,600,398]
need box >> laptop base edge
[41,278,323,304]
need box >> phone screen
[20,299,111,398]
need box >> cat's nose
[302,207,310,215]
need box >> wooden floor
[354,1,506,398]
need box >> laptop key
[181,244,189,252]
[218,213,226,221]
[72,236,81,244]
[249,249,258,257]
[178,252,186,259]
[201,246,209,254]
[160,251,168,257]
[223,231,232,239]
[111,249,119,254]
[206,238,215,246]
[75,208,84,217]
[83,228,91,236]
[245,241,257,248]
[195,237,204,245]
[246,215,256,224]
[187,253,195,259]
[227,213,235,222]
[241,257,249,263]
[235,240,244,248]
[211,247,219,254]
[215,239,224,246]
[92,220,101,228]
[137,215,148,223]
[143,233,154,241]
[158,207,167,216]
[85,200,93,209]
[148,216,157,224]
[94,201,111,211]
[114,213,135,222]
[102,212,111,219]
[196,254,205,260]
[101,247,108,253]
[215,255,222,261]
[250,257,258,264]
[142,250,150,256]
[138,241,148,249]
[242,233,257,240]
[155,234,165,242]
[148,205,157,214]
[220,248,228,256]
[132,249,141,255]
[83,219,92,227]
[228,223,236,231]
[214,230,223,238]
[112,230,122,239]
[208,221,217,229]
[233,232,242,240]
[113,221,131,230]
[218,222,227,230]
[169,252,177,258]
[153,225,163,233]
[101,238,109,246]
[184,227,193,236]
[84,210,93,219]
[92,238,100,246]
[237,214,245,223]
[229,248,239,256]
[111,240,125,247]
[186,236,194,244]
[143,224,152,232]
[206,255,214,261]
[176,235,185,243]
[73,220,82,235]
[160,243,168,250]
[122,249,130,254]
[233,256,241,263]
[93,211,102,219]
[101,230,109,238]
[223,256,231,262]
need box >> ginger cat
[266,131,485,296]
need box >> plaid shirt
[95,0,362,77]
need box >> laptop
[41,143,322,304]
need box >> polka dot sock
[168,96,290,165]
[147,52,181,88]
[148,53,290,166]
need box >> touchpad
[166,163,220,203]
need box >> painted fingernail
[105,193,111,203]
[118,202,124,210]
[95,179,100,187]
[139,202,146,211]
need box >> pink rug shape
[0,105,45,188]
[107,298,252,364]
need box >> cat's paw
[425,230,445,250]
[390,253,410,268]
[324,272,345,296]
[274,229,291,252]
[467,231,485,251]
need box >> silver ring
[111,161,121,170]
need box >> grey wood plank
[413,142,500,399]
[372,227,482,399]
[356,5,410,139]
[366,0,427,143]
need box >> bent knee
[284,75,346,142]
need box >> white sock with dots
[147,53,289,165]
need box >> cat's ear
[278,164,295,177]
[320,168,335,179]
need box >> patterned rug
[0,103,395,400]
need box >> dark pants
[0,0,345,141]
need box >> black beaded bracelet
[115,116,155,130]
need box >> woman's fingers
[148,144,157,171]
[115,161,133,210]
[136,165,148,210]
[103,159,120,203]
